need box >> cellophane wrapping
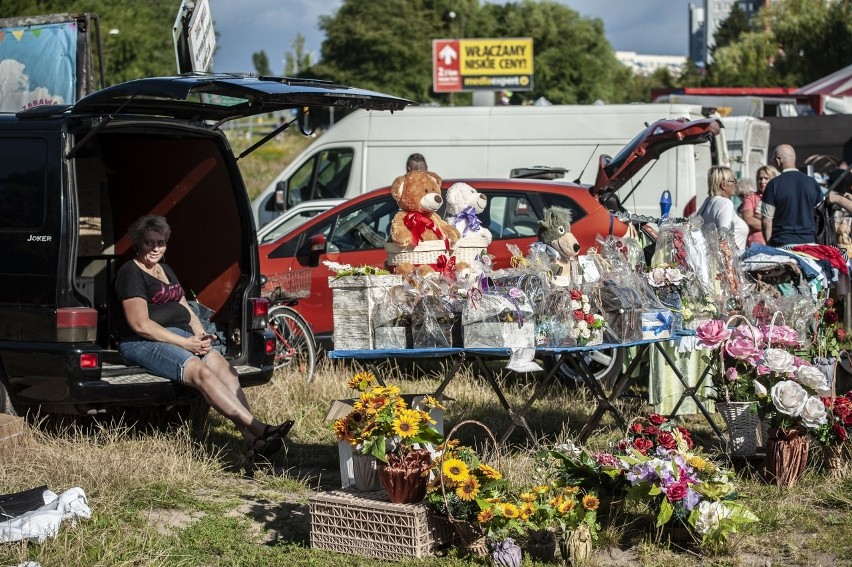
[372,284,416,349]
[462,285,535,348]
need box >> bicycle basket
[262,269,311,301]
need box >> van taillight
[265,338,275,355]
[250,298,269,330]
[80,353,99,369]
[56,308,97,342]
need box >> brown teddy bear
[388,170,461,276]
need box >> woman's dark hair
[128,215,171,251]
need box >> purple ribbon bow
[453,206,482,236]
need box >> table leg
[653,342,724,439]
[470,355,537,443]
[496,352,567,444]
[432,352,467,399]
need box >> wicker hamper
[330,275,403,350]
[309,489,455,561]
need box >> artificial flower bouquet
[332,371,445,463]
[812,391,852,447]
[614,414,759,546]
[535,287,605,347]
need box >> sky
[208,0,697,75]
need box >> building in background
[615,51,687,77]
[689,0,770,66]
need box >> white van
[253,103,729,227]
[720,116,771,182]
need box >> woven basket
[717,402,763,456]
[439,420,498,558]
[452,242,488,265]
[385,240,450,266]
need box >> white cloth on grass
[0,487,91,544]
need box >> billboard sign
[173,0,216,73]
[433,37,533,93]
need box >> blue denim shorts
[118,327,204,383]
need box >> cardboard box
[0,413,26,454]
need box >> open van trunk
[73,122,254,364]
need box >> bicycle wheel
[268,306,317,382]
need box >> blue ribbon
[454,206,482,236]
[642,311,674,336]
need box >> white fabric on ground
[0,487,91,544]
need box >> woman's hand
[185,333,213,356]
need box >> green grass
[2,360,852,566]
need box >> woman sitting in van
[114,215,291,458]
[696,165,749,249]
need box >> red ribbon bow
[403,211,445,246]
[433,254,457,280]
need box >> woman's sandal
[251,420,295,460]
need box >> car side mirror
[274,181,288,212]
[307,234,327,266]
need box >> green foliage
[252,50,271,76]
[712,3,753,52]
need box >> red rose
[643,425,660,436]
[826,297,835,308]
[824,310,840,324]
[569,289,583,300]
[615,440,628,451]
[837,327,847,341]
[632,437,653,454]
[822,396,833,408]
[832,424,848,442]
[834,401,851,420]
[573,310,585,321]
[631,423,643,434]
[657,431,677,450]
[666,482,688,502]
[677,426,694,448]
[585,313,596,325]
[844,414,852,426]
[647,413,667,425]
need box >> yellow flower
[418,410,436,425]
[398,408,422,423]
[422,395,446,411]
[502,503,520,518]
[456,476,480,501]
[477,509,494,523]
[393,414,420,438]
[687,455,708,471]
[348,371,376,390]
[332,418,353,443]
[519,502,535,520]
[519,492,536,503]
[562,486,580,495]
[442,458,470,482]
[533,485,550,494]
[582,494,600,511]
[478,464,502,480]
[557,498,576,514]
[363,394,389,414]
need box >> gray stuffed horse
[536,206,580,276]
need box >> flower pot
[525,529,557,563]
[762,427,810,487]
[559,524,592,566]
[813,356,837,395]
[379,449,431,503]
[822,443,847,479]
[717,401,763,456]
[491,537,523,567]
[352,453,385,492]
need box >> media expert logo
[433,38,534,93]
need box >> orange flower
[582,494,600,511]
[477,509,494,523]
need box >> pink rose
[730,324,763,346]
[724,337,762,362]
[760,324,801,348]
[696,319,731,350]
[665,482,688,502]
[724,367,739,382]
[792,356,809,368]
[756,364,771,376]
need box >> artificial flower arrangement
[813,391,852,447]
[613,413,759,546]
[332,371,445,463]
[323,260,391,278]
[535,287,605,347]
[809,295,851,361]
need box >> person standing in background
[406,153,428,172]
[741,164,779,246]
[761,145,822,246]
[696,165,749,249]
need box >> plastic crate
[309,488,455,561]
[262,269,311,301]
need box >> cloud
[0,59,65,112]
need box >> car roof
[256,198,346,238]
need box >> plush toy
[388,170,461,276]
[444,182,492,246]
[536,206,580,279]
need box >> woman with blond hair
[696,165,749,249]
[740,164,779,246]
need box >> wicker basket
[309,488,455,560]
[385,240,450,266]
[261,269,311,301]
[452,241,488,265]
[717,401,764,456]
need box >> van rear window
[0,138,46,230]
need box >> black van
[0,75,411,416]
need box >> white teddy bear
[444,182,492,246]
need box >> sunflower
[442,458,469,482]
[417,409,436,425]
[501,503,520,519]
[363,394,389,414]
[562,485,580,495]
[533,484,550,494]
[398,408,422,423]
[348,371,377,391]
[456,475,480,501]
[519,502,535,520]
[477,509,494,523]
[332,418,354,443]
[422,395,446,411]
[557,498,576,514]
[477,463,502,480]
[581,494,600,511]
[519,492,536,503]
[392,413,420,438]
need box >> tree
[252,50,271,76]
[283,34,313,76]
[712,3,752,52]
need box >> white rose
[763,348,796,375]
[647,267,667,288]
[577,320,589,331]
[571,299,582,310]
[694,501,731,536]
[800,395,828,429]
[665,267,684,286]
[754,380,768,397]
[770,380,808,417]
[796,366,831,395]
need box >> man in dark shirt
[760,144,822,247]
